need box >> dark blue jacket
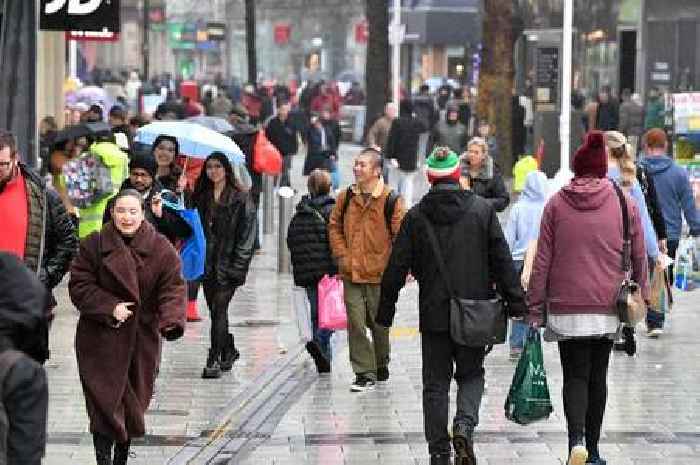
[641,155,700,240]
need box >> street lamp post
[556,0,574,182]
[143,0,150,81]
[391,0,402,106]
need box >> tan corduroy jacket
[328,179,406,284]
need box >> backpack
[339,187,400,235]
[62,152,114,209]
[0,349,24,463]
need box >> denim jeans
[509,260,528,350]
[306,286,333,361]
[396,169,417,208]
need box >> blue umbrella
[135,121,245,164]
[187,116,234,133]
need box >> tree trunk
[245,0,257,84]
[365,0,390,134]
[478,0,515,174]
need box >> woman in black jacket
[286,169,337,373]
[192,152,257,379]
[461,137,510,212]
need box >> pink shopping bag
[318,275,347,330]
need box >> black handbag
[612,183,647,326]
[418,211,507,347]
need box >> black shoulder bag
[418,211,507,347]
[612,183,647,325]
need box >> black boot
[201,348,222,379]
[430,453,453,465]
[305,341,331,373]
[452,423,476,465]
[220,334,240,372]
[92,433,114,465]
[113,440,131,465]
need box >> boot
[305,341,330,373]
[92,433,114,465]
[220,334,240,372]
[201,348,222,379]
[113,440,131,465]
[186,300,202,322]
[430,453,452,465]
[452,423,476,465]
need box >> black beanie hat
[129,151,157,178]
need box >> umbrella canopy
[135,121,245,164]
[187,116,234,133]
[54,122,113,143]
[74,86,114,111]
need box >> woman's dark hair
[151,134,180,158]
[193,152,237,199]
[113,188,145,209]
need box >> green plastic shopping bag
[504,328,553,425]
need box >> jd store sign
[40,0,121,33]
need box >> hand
[390,158,399,168]
[151,193,163,218]
[113,302,134,324]
[658,239,668,255]
[177,174,188,193]
[406,273,415,283]
[654,255,665,271]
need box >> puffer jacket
[287,194,337,287]
[20,164,78,291]
[194,187,257,287]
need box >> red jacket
[527,178,649,320]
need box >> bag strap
[383,190,399,236]
[417,210,455,299]
[611,182,631,273]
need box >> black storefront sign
[536,47,559,105]
[40,0,120,32]
[207,22,226,41]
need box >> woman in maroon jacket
[527,132,649,465]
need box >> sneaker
[201,349,222,379]
[452,423,476,465]
[350,374,376,392]
[647,327,664,338]
[509,348,522,361]
[220,336,240,372]
[430,453,452,465]
[377,366,389,382]
[568,444,588,465]
[305,341,331,373]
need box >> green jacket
[77,142,129,238]
[644,98,665,130]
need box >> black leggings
[187,280,200,301]
[202,282,236,356]
[558,338,613,456]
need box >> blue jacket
[640,155,700,240]
[505,171,548,261]
[608,166,659,259]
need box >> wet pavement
[45,144,700,464]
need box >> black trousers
[202,282,236,356]
[558,338,613,456]
[421,332,486,455]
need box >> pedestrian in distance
[461,137,510,212]
[618,90,645,153]
[192,152,257,379]
[0,252,51,465]
[320,108,342,189]
[384,100,428,208]
[69,189,187,465]
[527,131,650,465]
[432,103,469,155]
[328,148,406,392]
[287,169,338,373]
[265,101,299,188]
[504,170,548,359]
[367,102,398,183]
[377,146,526,465]
[639,128,700,302]
[303,113,337,186]
[0,130,78,361]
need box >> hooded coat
[0,253,49,465]
[286,194,337,287]
[505,171,548,261]
[377,183,526,332]
[385,101,428,172]
[640,155,700,240]
[69,221,186,442]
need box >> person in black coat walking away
[385,100,428,208]
[303,114,336,182]
[287,169,337,373]
[265,101,299,188]
[192,152,257,379]
[0,252,50,465]
[377,147,526,465]
[461,137,510,212]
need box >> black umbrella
[54,122,112,143]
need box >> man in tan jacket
[328,148,406,391]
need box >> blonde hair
[609,145,636,187]
[466,137,489,156]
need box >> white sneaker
[568,445,588,465]
[647,328,664,338]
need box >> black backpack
[339,187,400,235]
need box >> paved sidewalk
[234,283,700,465]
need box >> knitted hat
[426,146,461,184]
[129,151,157,178]
[572,131,607,178]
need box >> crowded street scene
[1,0,700,464]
